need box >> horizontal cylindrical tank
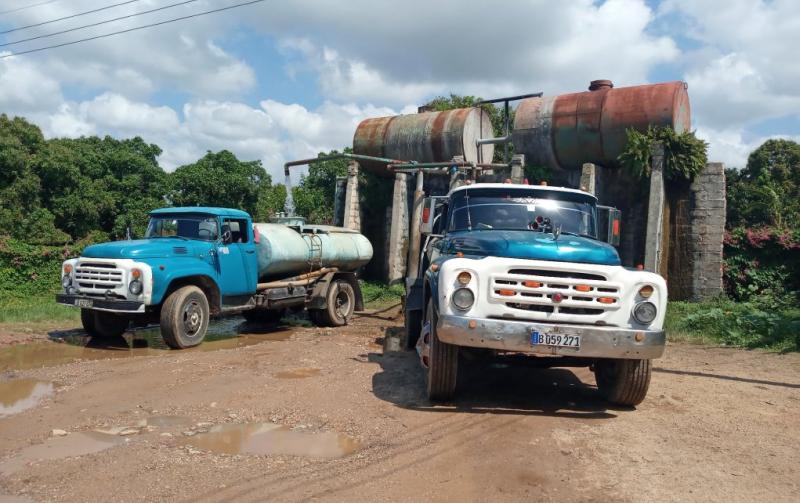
[254,223,373,280]
[353,107,495,176]
[513,80,691,170]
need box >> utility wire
[0,0,61,17]
[1,0,199,48]
[1,0,141,35]
[0,0,267,60]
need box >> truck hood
[81,239,208,259]
[444,230,621,266]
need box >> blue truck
[405,183,667,406]
[56,207,373,348]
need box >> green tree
[254,183,287,222]
[291,150,349,224]
[727,139,800,228]
[168,150,270,217]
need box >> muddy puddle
[0,431,123,476]
[0,318,296,372]
[183,423,359,459]
[274,368,320,379]
[0,379,54,418]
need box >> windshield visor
[145,215,219,241]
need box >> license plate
[74,299,93,308]
[531,330,581,349]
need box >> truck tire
[317,280,355,327]
[595,358,652,406]
[425,298,458,402]
[242,308,284,324]
[160,285,209,349]
[82,310,128,338]
[404,309,422,350]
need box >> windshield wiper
[560,231,598,240]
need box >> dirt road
[1,308,798,502]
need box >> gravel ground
[0,307,798,502]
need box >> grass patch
[0,294,81,324]
[666,297,800,352]
[359,280,405,308]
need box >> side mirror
[420,197,435,235]
[597,206,621,247]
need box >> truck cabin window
[448,188,597,238]
[145,216,219,241]
[221,218,249,243]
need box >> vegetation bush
[618,125,709,181]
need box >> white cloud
[0,53,63,112]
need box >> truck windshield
[448,188,597,237]
[145,215,219,241]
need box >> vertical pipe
[406,169,425,282]
[644,143,665,272]
[504,100,510,163]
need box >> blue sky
[1,0,798,177]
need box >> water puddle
[144,415,193,428]
[182,423,359,459]
[0,431,123,476]
[0,318,295,372]
[0,379,54,418]
[274,368,320,379]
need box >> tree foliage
[618,126,709,181]
[291,150,350,224]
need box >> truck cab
[406,183,666,406]
[57,207,368,349]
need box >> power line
[0,0,267,60]
[0,0,61,17]
[1,0,141,35]
[1,0,199,48]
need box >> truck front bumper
[56,294,145,313]
[436,315,665,360]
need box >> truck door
[216,217,257,297]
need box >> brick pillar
[689,163,726,300]
[343,161,361,231]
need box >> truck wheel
[319,280,355,327]
[81,309,98,336]
[404,309,422,350]
[242,308,284,324]
[160,285,209,349]
[595,358,652,406]
[425,298,458,402]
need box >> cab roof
[448,183,596,200]
[149,207,251,218]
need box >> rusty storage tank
[513,80,690,170]
[353,107,495,176]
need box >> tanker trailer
[56,207,373,349]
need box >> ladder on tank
[305,233,323,270]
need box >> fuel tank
[513,80,691,170]
[254,223,373,280]
[353,107,495,175]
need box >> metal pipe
[284,153,407,176]
[256,267,337,291]
[474,92,543,105]
[475,163,511,169]
[388,160,475,169]
[476,135,511,146]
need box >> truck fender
[308,271,364,312]
[162,275,222,315]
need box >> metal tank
[253,223,373,280]
[513,80,691,170]
[353,107,495,176]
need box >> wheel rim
[334,288,351,319]
[182,299,204,337]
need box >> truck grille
[490,268,622,318]
[75,262,124,291]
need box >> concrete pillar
[580,163,596,195]
[387,172,409,284]
[689,163,726,300]
[449,156,465,192]
[644,143,665,273]
[406,170,425,282]
[343,161,361,231]
[510,154,525,184]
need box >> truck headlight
[61,274,72,289]
[129,279,143,295]
[633,301,657,324]
[452,288,475,311]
